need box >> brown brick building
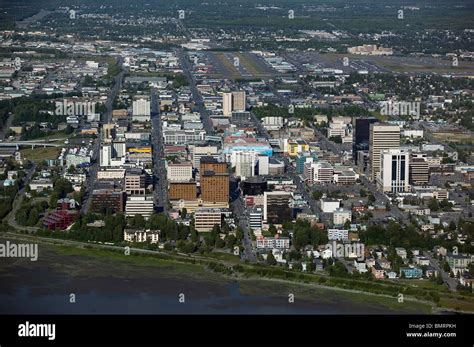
[200,156,227,174]
[169,182,197,201]
[91,189,124,213]
[200,171,229,203]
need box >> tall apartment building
[369,123,400,181]
[377,149,410,193]
[194,208,222,232]
[125,195,154,218]
[200,171,229,204]
[410,153,429,186]
[167,162,193,182]
[263,191,292,224]
[125,168,146,195]
[169,182,197,201]
[222,91,246,116]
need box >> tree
[131,214,146,228]
[368,193,376,204]
[215,236,225,248]
[359,189,367,197]
[236,227,244,242]
[181,208,187,219]
[343,220,351,230]
[225,234,236,249]
[67,165,75,174]
[428,198,439,211]
[268,224,277,235]
[312,191,323,200]
[266,251,277,265]
[449,221,457,231]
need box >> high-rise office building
[100,144,112,167]
[169,182,197,201]
[167,162,193,182]
[192,146,218,171]
[235,151,256,179]
[263,191,292,224]
[132,98,151,116]
[200,156,227,174]
[257,154,269,175]
[353,118,378,163]
[125,168,146,195]
[232,91,246,112]
[132,98,151,121]
[222,91,246,116]
[369,123,400,181]
[410,153,429,186]
[378,149,410,193]
[222,92,233,117]
[200,171,229,203]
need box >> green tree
[428,198,439,211]
[266,251,277,265]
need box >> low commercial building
[333,208,352,226]
[125,195,154,218]
[194,208,222,232]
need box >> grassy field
[20,146,61,162]
[235,52,272,79]
[239,279,433,313]
[432,132,473,143]
[213,52,241,79]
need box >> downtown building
[200,170,230,206]
[353,117,378,164]
[263,191,292,224]
[410,153,429,186]
[222,91,246,117]
[369,123,401,181]
[194,208,222,232]
[125,195,154,218]
[377,149,410,193]
[132,97,151,122]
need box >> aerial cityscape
[0,0,473,343]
